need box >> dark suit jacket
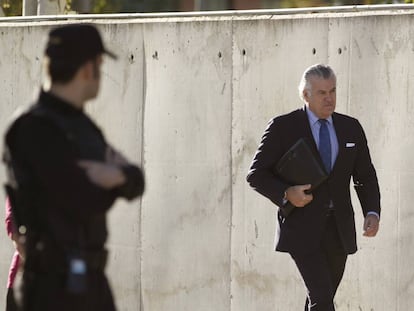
[247,107,381,255]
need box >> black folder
[274,137,328,217]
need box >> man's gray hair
[298,64,336,101]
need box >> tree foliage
[1,0,413,16]
[279,0,406,7]
[91,0,120,13]
[1,0,22,16]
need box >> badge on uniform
[67,253,88,294]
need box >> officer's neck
[48,83,86,110]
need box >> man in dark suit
[246,64,380,311]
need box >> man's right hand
[285,184,313,207]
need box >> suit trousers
[290,211,347,311]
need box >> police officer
[4,24,145,311]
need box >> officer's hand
[363,214,380,237]
[12,233,26,260]
[78,160,126,189]
[106,147,128,166]
[285,184,313,207]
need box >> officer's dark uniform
[4,25,145,311]
[5,90,145,311]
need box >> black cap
[45,24,117,65]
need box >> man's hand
[363,214,380,237]
[78,160,126,189]
[285,184,313,207]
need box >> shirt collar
[305,106,333,126]
[39,89,84,116]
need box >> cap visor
[104,49,117,60]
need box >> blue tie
[319,119,331,173]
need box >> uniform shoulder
[5,103,64,148]
[5,105,36,141]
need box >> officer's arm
[13,116,116,219]
[78,160,145,200]
[117,164,145,200]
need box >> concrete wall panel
[141,20,232,310]
[398,172,414,310]
[396,16,414,309]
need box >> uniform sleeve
[116,165,145,200]
[12,116,116,221]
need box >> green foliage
[1,0,412,16]
[1,0,22,16]
[279,0,402,7]
[91,0,121,14]
[0,0,121,16]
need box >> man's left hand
[363,214,380,237]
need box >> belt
[29,246,108,273]
[84,249,108,271]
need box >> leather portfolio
[274,137,328,217]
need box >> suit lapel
[331,113,346,172]
[299,106,319,154]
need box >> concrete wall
[0,6,414,310]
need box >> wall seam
[139,23,147,311]
[396,171,401,311]
[347,17,353,115]
[229,16,235,311]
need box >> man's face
[303,76,336,119]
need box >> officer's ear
[91,55,102,79]
[81,56,101,80]
[79,61,94,81]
